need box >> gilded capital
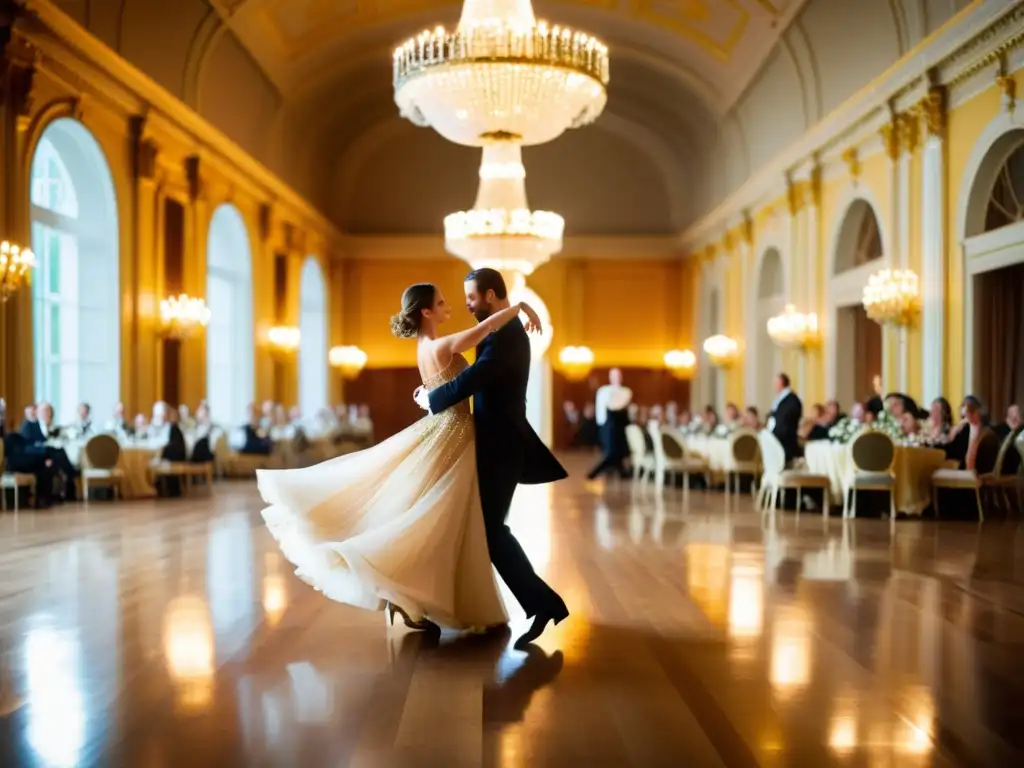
[997,74,1016,112]
[740,213,754,245]
[880,121,900,161]
[841,147,860,181]
[917,87,946,137]
[786,179,804,215]
[703,243,717,263]
[898,111,920,155]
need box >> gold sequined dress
[257,354,508,629]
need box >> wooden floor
[0,454,1023,766]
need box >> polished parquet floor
[0,454,1022,767]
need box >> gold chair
[931,429,1001,522]
[655,426,709,498]
[0,440,36,512]
[625,424,654,482]
[81,434,126,501]
[842,431,897,521]
[725,429,760,497]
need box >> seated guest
[802,404,831,442]
[649,404,665,426]
[260,400,276,431]
[71,402,94,438]
[866,375,884,416]
[269,403,294,441]
[190,402,217,463]
[562,400,580,434]
[177,404,196,433]
[884,393,907,418]
[678,409,692,430]
[701,405,719,434]
[723,403,741,428]
[133,413,149,438]
[900,411,920,437]
[149,401,172,446]
[2,432,57,508]
[824,400,843,427]
[741,406,760,430]
[19,404,42,443]
[925,397,954,445]
[944,396,995,470]
[664,401,679,428]
[993,404,1021,441]
[768,373,803,462]
[19,402,77,500]
[106,401,133,436]
[241,404,273,455]
[160,410,187,462]
[352,405,374,442]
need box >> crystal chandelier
[393,0,609,147]
[558,345,594,381]
[329,345,368,379]
[862,269,920,326]
[159,293,211,339]
[664,349,697,379]
[268,325,300,354]
[0,240,35,303]
[766,304,820,349]
[445,141,563,277]
[703,335,739,368]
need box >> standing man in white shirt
[587,368,633,480]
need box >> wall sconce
[268,325,300,355]
[862,269,920,327]
[558,345,594,381]
[664,349,696,379]
[766,304,820,350]
[329,345,368,379]
[0,241,35,303]
[159,294,211,339]
[703,335,740,368]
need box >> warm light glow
[0,240,35,303]
[685,542,729,628]
[702,334,739,368]
[728,562,763,639]
[25,625,85,768]
[509,285,553,359]
[159,294,212,339]
[163,594,214,712]
[393,1,609,147]
[263,553,288,628]
[329,345,368,379]
[828,714,858,754]
[766,304,819,349]
[862,268,920,326]
[664,348,697,378]
[557,345,594,381]
[268,325,301,353]
[770,606,811,696]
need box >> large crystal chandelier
[393,0,609,147]
[766,304,820,349]
[445,141,563,277]
[862,269,920,326]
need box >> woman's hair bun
[389,311,418,339]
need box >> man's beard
[472,306,492,323]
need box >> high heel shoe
[386,602,440,633]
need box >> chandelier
[703,335,739,368]
[268,325,300,354]
[445,141,563,277]
[558,345,594,381]
[159,294,211,339]
[393,0,609,147]
[862,269,920,326]
[0,240,35,303]
[329,345,368,379]
[664,349,697,379]
[767,304,820,349]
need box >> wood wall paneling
[342,368,424,441]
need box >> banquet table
[803,440,948,516]
[59,439,160,499]
[682,434,731,472]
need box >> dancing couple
[257,268,569,648]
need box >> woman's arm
[435,302,541,357]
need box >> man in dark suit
[768,372,803,463]
[417,268,569,648]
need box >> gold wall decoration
[916,86,946,138]
[880,119,900,161]
[740,213,754,245]
[898,111,920,155]
[785,178,804,215]
[703,243,717,263]
[996,73,1016,112]
[841,147,861,182]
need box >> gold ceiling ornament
[664,348,697,379]
[862,268,920,327]
[917,86,946,138]
[392,0,609,147]
[557,345,594,381]
[766,304,820,350]
[880,119,900,161]
[159,294,211,339]
[702,334,739,368]
[898,110,920,155]
[0,240,35,303]
[740,213,754,245]
[785,178,804,216]
[841,147,860,181]
[444,140,563,276]
[703,243,717,263]
[329,345,368,379]
[996,73,1017,112]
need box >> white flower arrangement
[713,423,732,438]
[828,417,862,445]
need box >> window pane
[47,362,61,417]
[47,232,61,294]
[49,303,60,356]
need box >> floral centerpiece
[828,410,905,445]
[713,423,733,438]
[828,417,862,445]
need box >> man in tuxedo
[587,368,632,479]
[416,268,569,648]
[768,372,802,463]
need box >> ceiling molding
[338,234,684,261]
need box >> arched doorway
[29,118,120,425]
[961,129,1024,419]
[755,248,784,413]
[205,204,254,426]
[509,284,553,445]
[829,199,884,408]
[298,257,328,420]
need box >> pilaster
[918,86,947,404]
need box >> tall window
[206,204,254,426]
[30,119,120,424]
[298,257,328,420]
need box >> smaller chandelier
[159,294,211,339]
[329,345,368,379]
[664,349,697,379]
[703,335,739,368]
[767,304,820,349]
[0,240,35,303]
[862,269,920,326]
[268,325,300,354]
[558,345,594,381]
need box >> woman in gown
[257,283,543,631]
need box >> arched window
[834,199,882,275]
[298,257,328,419]
[30,119,120,424]
[206,205,254,426]
[983,140,1024,232]
[755,248,784,412]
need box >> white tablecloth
[683,435,731,472]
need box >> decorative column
[786,177,807,395]
[918,87,946,404]
[897,111,918,394]
[179,154,208,409]
[740,214,758,408]
[880,117,900,393]
[130,117,162,414]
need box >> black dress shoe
[514,600,569,649]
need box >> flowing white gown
[257,354,508,629]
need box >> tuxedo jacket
[19,419,46,445]
[771,391,803,461]
[428,320,566,485]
